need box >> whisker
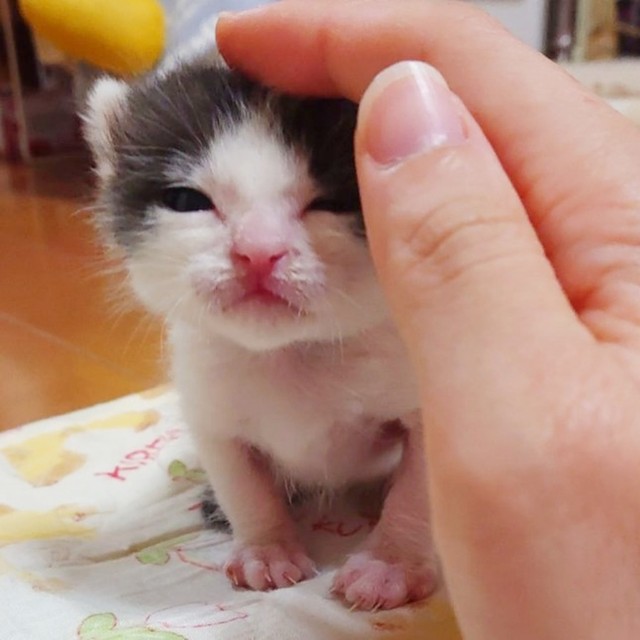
[327,285,367,313]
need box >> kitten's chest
[233,328,416,424]
[174,325,418,485]
[231,343,416,485]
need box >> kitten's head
[84,61,387,350]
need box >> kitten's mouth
[238,286,291,307]
[224,282,306,315]
[197,275,312,317]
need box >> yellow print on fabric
[1,410,159,486]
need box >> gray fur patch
[94,63,363,247]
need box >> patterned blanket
[0,389,460,639]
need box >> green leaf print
[135,533,196,565]
[167,460,187,478]
[167,459,206,483]
[135,546,171,566]
[77,613,186,640]
[78,613,117,635]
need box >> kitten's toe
[332,550,437,610]
[224,541,316,591]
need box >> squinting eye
[306,197,356,214]
[161,187,214,212]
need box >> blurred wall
[473,0,549,49]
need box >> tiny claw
[226,567,240,587]
[284,572,298,586]
[264,570,275,587]
[371,600,383,614]
[349,600,361,612]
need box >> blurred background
[0,0,639,432]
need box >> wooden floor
[0,155,165,431]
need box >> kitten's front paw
[332,550,438,611]
[224,542,316,591]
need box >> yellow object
[1,410,159,486]
[0,504,95,545]
[19,0,165,76]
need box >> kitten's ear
[83,77,130,182]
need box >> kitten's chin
[186,301,352,351]
[197,307,389,352]
[203,315,320,351]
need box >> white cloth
[0,390,460,639]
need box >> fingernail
[362,61,466,167]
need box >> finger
[217,1,640,350]
[355,60,592,431]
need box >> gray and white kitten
[84,50,437,610]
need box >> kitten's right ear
[83,77,130,182]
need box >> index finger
[217,0,640,350]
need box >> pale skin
[217,1,640,639]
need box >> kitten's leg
[199,437,315,590]
[332,418,438,610]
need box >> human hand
[218,2,640,639]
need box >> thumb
[355,62,587,434]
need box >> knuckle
[391,194,530,291]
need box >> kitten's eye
[306,197,355,214]
[161,187,213,212]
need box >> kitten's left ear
[83,77,130,182]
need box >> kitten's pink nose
[231,244,288,279]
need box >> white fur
[86,76,435,608]
[172,320,418,488]
[83,77,129,181]
[127,118,390,351]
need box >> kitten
[84,49,437,610]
